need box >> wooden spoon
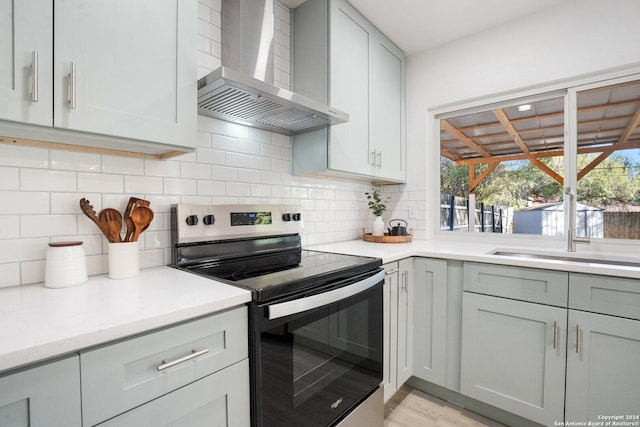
[124,197,151,242]
[130,206,154,242]
[98,208,123,243]
[79,198,114,242]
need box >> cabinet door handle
[401,270,408,292]
[68,61,77,109]
[31,51,39,102]
[385,268,399,276]
[553,320,558,350]
[370,150,376,165]
[576,324,581,354]
[157,348,209,371]
[377,150,382,168]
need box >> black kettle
[388,219,408,236]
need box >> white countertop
[307,239,640,279]
[0,266,251,374]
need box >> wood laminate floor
[384,385,507,427]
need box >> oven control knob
[185,215,199,226]
[282,213,291,222]
[203,214,215,225]
[292,213,302,221]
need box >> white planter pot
[372,216,385,236]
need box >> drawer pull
[385,268,400,276]
[31,51,39,102]
[157,348,209,371]
[553,321,558,350]
[576,324,581,354]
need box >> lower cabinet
[0,356,81,427]
[460,292,566,426]
[565,310,640,422]
[382,258,413,401]
[97,359,250,427]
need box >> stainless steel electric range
[171,204,384,427]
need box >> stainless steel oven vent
[196,0,348,135]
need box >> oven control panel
[173,204,303,243]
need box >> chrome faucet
[564,187,590,252]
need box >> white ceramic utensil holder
[45,241,88,288]
[108,241,139,279]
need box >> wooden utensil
[123,197,150,242]
[79,198,114,242]
[130,206,154,242]
[98,208,123,243]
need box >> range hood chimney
[197,0,348,135]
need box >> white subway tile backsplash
[225,123,251,140]
[0,216,19,239]
[251,184,272,198]
[125,175,164,194]
[225,182,251,197]
[197,148,226,165]
[164,178,197,195]
[51,150,100,172]
[238,139,261,156]
[212,165,238,181]
[0,191,49,214]
[0,145,49,168]
[249,156,271,171]
[225,152,251,168]
[102,155,144,175]
[20,215,77,238]
[212,134,238,151]
[144,159,181,178]
[21,169,76,192]
[238,168,262,183]
[0,263,20,288]
[21,260,45,285]
[250,128,272,144]
[0,167,19,190]
[197,180,225,196]
[0,238,49,263]
[78,172,123,193]
[181,162,212,180]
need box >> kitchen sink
[489,250,640,268]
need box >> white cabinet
[382,258,413,401]
[0,0,53,126]
[0,0,197,157]
[292,0,406,183]
[460,292,567,426]
[81,307,249,426]
[0,356,81,427]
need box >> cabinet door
[371,29,406,182]
[328,0,373,176]
[98,359,250,427]
[53,0,196,148]
[460,292,566,425]
[0,356,81,427]
[412,258,447,386]
[396,258,413,385]
[382,262,398,402]
[0,0,52,125]
[566,310,640,422]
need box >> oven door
[251,269,384,427]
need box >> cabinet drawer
[570,273,640,319]
[97,359,250,427]
[0,356,81,427]
[463,262,568,306]
[81,306,248,426]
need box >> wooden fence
[440,195,512,233]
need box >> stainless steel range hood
[197,0,348,135]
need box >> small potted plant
[365,188,389,236]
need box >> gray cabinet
[81,307,249,426]
[0,356,81,427]
[566,273,640,422]
[97,359,250,427]
[382,258,413,401]
[460,292,566,426]
[0,0,197,157]
[292,0,406,183]
[0,0,53,126]
[412,258,448,386]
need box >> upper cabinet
[0,0,197,158]
[291,0,406,183]
[0,0,53,126]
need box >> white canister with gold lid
[45,241,88,288]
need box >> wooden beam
[529,158,563,184]
[577,150,611,181]
[469,162,499,193]
[441,119,492,158]
[616,102,640,145]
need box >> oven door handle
[268,269,384,320]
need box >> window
[438,74,640,242]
